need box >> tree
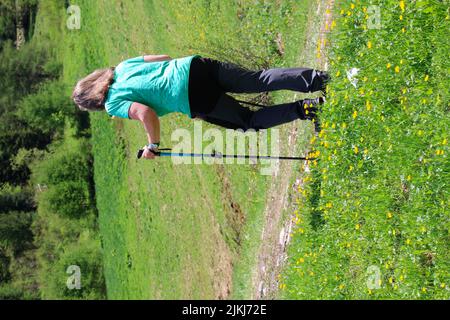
[0,184,34,213]
[16,80,76,136]
[0,113,51,185]
[0,211,33,253]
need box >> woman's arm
[143,54,171,62]
[128,102,160,159]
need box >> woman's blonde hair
[72,67,115,111]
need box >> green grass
[282,0,450,299]
[61,0,315,299]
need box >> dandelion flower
[350,3,355,9]
[354,146,359,154]
[399,1,405,12]
[355,223,360,230]
[402,27,406,33]
[399,15,403,20]
[367,41,372,49]
[395,66,400,73]
[352,110,358,119]
[387,63,392,69]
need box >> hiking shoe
[296,97,325,133]
[296,97,325,119]
[318,71,331,97]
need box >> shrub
[16,81,76,137]
[43,181,91,219]
[41,242,106,299]
[0,284,24,300]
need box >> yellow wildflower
[367,41,372,49]
[336,70,341,77]
[387,212,393,219]
[331,20,336,30]
[350,3,355,9]
[387,63,392,69]
[352,110,358,119]
[355,223,360,230]
[424,74,429,81]
[399,1,405,12]
[395,66,400,73]
[399,15,403,20]
[354,146,359,154]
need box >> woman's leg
[204,58,328,94]
[197,93,322,131]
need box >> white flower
[346,67,360,88]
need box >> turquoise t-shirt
[105,55,200,119]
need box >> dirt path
[252,0,335,300]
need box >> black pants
[188,57,325,130]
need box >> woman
[72,54,328,159]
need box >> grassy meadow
[281,0,449,299]
[60,0,314,299]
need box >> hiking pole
[137,148,314,161]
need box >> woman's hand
[142,144,159,160]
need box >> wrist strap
[147,142,160,149]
